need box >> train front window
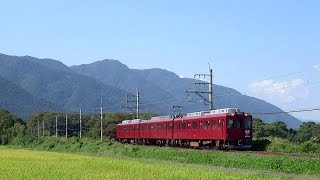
[227,119,234,128]
[245,117,252,129]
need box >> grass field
[0,146,309,180]
[12,137,320,175]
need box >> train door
[179,120,187,139]
[189,120,199,139]
[218,118,224,139]
[202,118,211,139]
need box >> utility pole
[126,89,140,119]
[100,98,103,142]
[55,115,58,138]
[42,120,45,137]
[136,91,140,119]
[65,114,68,138]
[186,64,214,110]
[37,120,40,138]
[79,109,82,139]
[208,66,213,110]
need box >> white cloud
[249,78,309,103]
[179,75,184,78]
[313,64,320,70]
[291,79,304,87]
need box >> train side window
[227,119,234,128]
[181,122,187,129]
[218,120,222,128]
[237,119,243,128]
[192,121,197,129]
[245,117,252,129]
[204,120,210,129]
[212,120,216,128]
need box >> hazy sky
[1,0,319,120]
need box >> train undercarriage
[118,138,252,150]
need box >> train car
[116,108,252,149]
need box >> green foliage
[253,118,320,144]
[293,122,320,143]
[26,111,158,139]
[0,146,282,180]
[253,118,294,139]
[266,137,320,154]
[8,137,320,175]
[0,109,26,145]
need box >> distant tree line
[253,118,320,143]
[1,108,319,146]
[0,109,157,144]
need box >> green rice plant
[0,146,285,180]
[8,137,320,175]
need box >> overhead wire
[252,107,320,115]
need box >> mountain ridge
[71,59,302,129]
[0,53,302,129]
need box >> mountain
[71,60,302,129]
[0,76,57,119]
[70,60,181,113]
[0,53,301,128]
[0,53,129,117]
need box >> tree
[253,118,266,138]
[0,109,26,144]
[294,122,320,142]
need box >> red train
[116,108,252,149]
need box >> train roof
[118,108,251,125]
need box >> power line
[252,67,316,83]
[252,107,320,115]
[214,81,320,99]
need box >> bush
[1,135,8,145]
[300,141,320,154]
[251,139,271,151]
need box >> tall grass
[266,137,320,154]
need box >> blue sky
[0,0,319,121]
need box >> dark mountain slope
[70,60,178,113]
[0,76,57,119]
[72,60,301,129]
[0,54,129,114]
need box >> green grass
[266,137,320,154]
[9,137,320,175]
[0,146,286,180]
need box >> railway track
[195,148,320,158]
